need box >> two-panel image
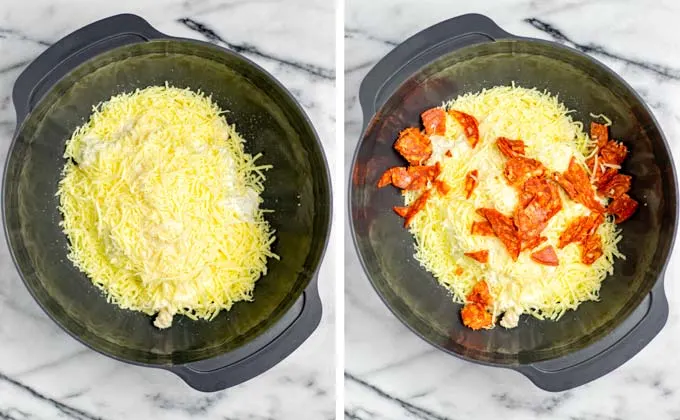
[0,0,677,419]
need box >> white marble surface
[345,1,680,419]
[0,1,335,419]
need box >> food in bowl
[58,85,277,329]
[378,85,638,330]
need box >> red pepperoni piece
[496,137,526,158]
[421,107,447,136]
[504,157,545,186]
[608,193,638,223]
[394,127,432,165]
[464,250,489,264]
[477,208,521,260]
[598,173,631,199]
[599,140,628,166]
[448,109,480,149]
[471,220,495,236]
[464,170,478,199]
[530,245,559,266]
[590,122,609,149]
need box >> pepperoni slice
[608,193,638,223]
[467,279,492,307]
[599,140,628,166]
[530,245,559,266]
[471,220,495,236]
[496,137,526,158]
[464,250,489,264]
[404,164,441,191]
[557,212,604,249]
[504,157,545,186]
[581,233,603,265]
[464,170,478,199]
[433,179,451,195]
[421,107,447,136]
[595,167,618,189]
[514,177,562,243]
[394,127,432,165]
[393,206,409,218]
[448,109,480,148]
[402,189,432,227]
[522,235,547,251]
[477,208,521,260]
[556,157,605,213]
[598,173,631,199]
[461,303,493,330]
[377,167,411,188]
[590,122,609,149]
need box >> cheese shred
[58,85,277,329]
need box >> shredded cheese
[58,85,277,329]
[407,85,623,328]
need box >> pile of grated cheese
[58,85,277,329]
[405,85,624,328]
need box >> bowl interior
[351,39,676,364]
[4,40,331,365]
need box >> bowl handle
[359,13,515,131]
[12,13,167,125]
[167,278,322,392]
[515,279,668,392]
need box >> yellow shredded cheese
[406,85,623,328]
[58,85,277,329]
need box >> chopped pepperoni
[455,267,464,275]
[464,170,478,199]
[504,157,545,186]
[404,164,441,191]
[402,189,432,227]
[378,164,439,190]
[599,140,628,166]
[461,303,492,330]
[465,250,489,263]
[530,245,559,266]
[581,233,603,265]
[394,127,432,165]
[477,208,521,260]
[514,177,562,243]
[556,158,605,213]
[467,280,492,307]
[558,212,604,249]
[433,179,450,195]
[445,150,453,157]
[608,193,638,223]
[448,109,480,148]
[471,220,495,236]
[496,137,526,158]
[598,173,631,199]
[590,122,609,148]
[393,206,409,218]
[377,167,411,188]
[595,167,618,189]
[421,108,447,136]
[522,235,547,251]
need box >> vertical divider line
[334,0,346,417]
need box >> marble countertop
[0,1,335,419]
[345,1,680,419]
